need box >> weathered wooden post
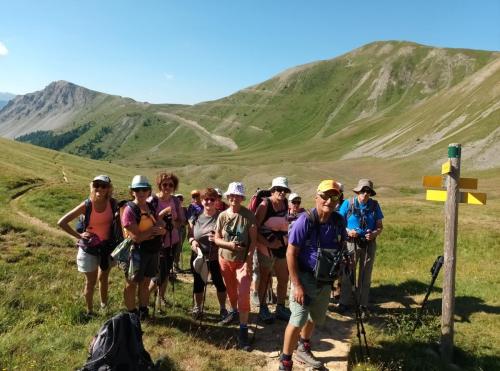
[440,143,461,362]
[422,144,487,364]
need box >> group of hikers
[58,173,384,370]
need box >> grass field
[0,138,498,370]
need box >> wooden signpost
[422,143,487,363]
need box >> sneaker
[259,305,274,324]
[278,358,293,371]
[295,340,323,369]
[219,308,229,321]
[218,309,238,326]
[251,290,260,307]
[275,304,291,321]
[238,327,252,352]
[192,306,202,320]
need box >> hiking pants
[218,256,251,312]
[340,240,377,307]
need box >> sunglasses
[203,198,216,203]
[360,188,372,194]
[132,188,150,193]
[273,187,289,193]
[318,192,340,202]
[92,181,109,189]
[161,182,175,188]
[291,200,301,205]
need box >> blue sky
[1,0,499,104]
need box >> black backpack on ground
[80,312,156,371]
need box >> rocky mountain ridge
[1,41,499,171]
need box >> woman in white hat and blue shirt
[214,181,257,351]
[121,175,166,320]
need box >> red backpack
[247,188,272,213]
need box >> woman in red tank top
[58,175,115,316]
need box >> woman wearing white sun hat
[214,181,257,351]
[254,176,293,323]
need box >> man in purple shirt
[279,180,347,371]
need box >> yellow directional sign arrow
[422,176,478,189]
[425,190,487,205]
[441,160,451,175]
[460,192,487,205]
[422,176,443,188]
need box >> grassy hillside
[0,138,499,369]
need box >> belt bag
[313,247,341,284]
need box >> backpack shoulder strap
[126,201,142,225]
[83,198,92,230]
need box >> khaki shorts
[289,270,331,328]
[76,247,114,273]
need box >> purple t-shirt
[288,209,347,272]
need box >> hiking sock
[280,353,292,362]
[299,337,311,345]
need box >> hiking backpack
[345,197,379,230]
[248,188,272,213]
[79,312,156,371]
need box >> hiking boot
[275,304,291,321]
[192,306,202,320]
[334,303,351,315]
[360,306,370,319]
[295,340,323,369]
[259,305,274,324]
[139,307,149,321]
[218,309,238,326]
[219,308,229,321]
[278,358,293,371]
[238,327,252,352]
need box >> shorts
[126,249,159,282]
[256,250,274,271]
[76,247,114,273]
[289,270,331,328]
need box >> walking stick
[413,255,444,331]
[199,231,214,326]
[347,260,369,360]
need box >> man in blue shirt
[337,179,384,317]
[279,180,347,371]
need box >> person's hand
[152,226,166,236]
[347,229,359,238]
[293,283,305,306]
[232,242,245,252]
[191,240,200,253]
[80,231,96,240]
[159,207,172,218]
[365,229,376,241]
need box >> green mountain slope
[2,41,499,172]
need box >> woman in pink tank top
[58,175,116,316]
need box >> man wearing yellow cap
[279,180,347,370]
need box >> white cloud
[163,73,174,80]
[0,42,8,56]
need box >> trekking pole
[413,255,444,332]
[199,231,214,326]
[347,262,369,360]
[251,268,272,344]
